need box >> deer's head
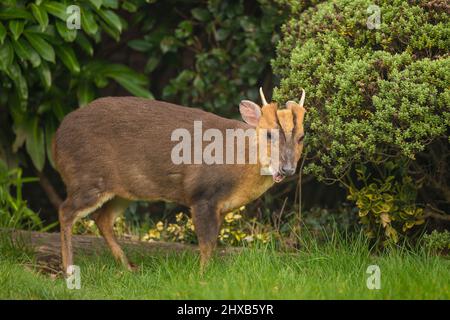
[239,88,306,183]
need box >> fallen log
[2,229,240,272]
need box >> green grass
[0,232,449,299]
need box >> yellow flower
[156,221,164,231]
[224,212,235,223]
[232,230,246,241]
[256,233,270,243]
[176,212,184,222]
[219,228,230,240]
[167,223,180,234]
[148,229,161,239]
[186,218,195,231]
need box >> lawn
[0,232,448,299]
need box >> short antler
[259,87,268,106]
[299,88,305,108]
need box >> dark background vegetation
[0,0,448,248]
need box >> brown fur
[54,97,305,274]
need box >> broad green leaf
[99,20,119,41]
[80,7,98,36]
[103,0,118,9]
[24,24,57,41]
[175,21,193,39]
[42,1,68,20]
[77,81,95,106]
[101,64,151,97]
[191,8,211,22]
[97,9,122,33]
[45,118,56,168]
[7,63,28,102]
[30,4,49,30]
[26,118,45,171]
[112,77,153,98]
[37,101,52,114]
[122,1,137,12]
[93,74,108,88]
[215,28,230,41]
[127,39,152,52]
[101,64,148,86]
[52,100,66,121]
[55,45,80,73]
[0,8,34,20]
[12,38,41,67]
[24,32,55,63]
[89,0,103,10]
[37,60,51,89]
[9,20,25,41]
[193,75,205,92]
[75,32,93,56]
[12,124,27,153]
[145,56,160,73]
[0,22,6,44]
[56,19,77,42]
[0,40,14,71]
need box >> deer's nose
[280,165,295,176]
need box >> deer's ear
[287,102,306,127]
[239,100,261,127]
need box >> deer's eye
[298,134,305,143]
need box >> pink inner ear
[239,100,261,127]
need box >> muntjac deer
[53,88,306,275]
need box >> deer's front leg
[191,201,221,272]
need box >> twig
[423,205,450,221]
[297,154,307,230]
[275,197,288,233]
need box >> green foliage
[423,230,450,253]
[0,159,42,230]
[273,0,449,240]
[128,0,286,116]
[347,163,425,243]
[0,0,152,171]
[274,0,449,179]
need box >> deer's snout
[280,165,296,176]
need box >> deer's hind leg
[59,191,114,276]
[91,197,134,270]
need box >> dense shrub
[273,0,449,242]
[0,0,152,171]
[128,0,286,117]
[423,230,450,254]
